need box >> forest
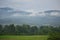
[0,24,60,40]
[0,24,60,35]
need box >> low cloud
[0,7,60,19]
[50,12,60,16]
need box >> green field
[0,35,48,40]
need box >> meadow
[0,35,48,40]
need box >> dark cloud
[0,7,13,18]
[11,11,32,15]
[44,10,60,13]
[0,7,13,10]
[0,7,32,19]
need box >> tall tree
[22,24,31,35]
[9,24,16,35]
[3,25,9,35]
[39,26,50,35]
[30,26,38,35]
[16,25,23,35]
[0,24,3,35]
[3,24,16,35]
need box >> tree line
[0,24,60,35]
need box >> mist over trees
[0,24,60,36]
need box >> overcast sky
[0,0,60,18]
[0,0,60,25]
[0,0,60,11]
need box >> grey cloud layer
[0,7,60,19]
[0,7,60,26]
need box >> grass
[0,35,48,40]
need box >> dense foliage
[0,24,60,36]
[48,26,60,40]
